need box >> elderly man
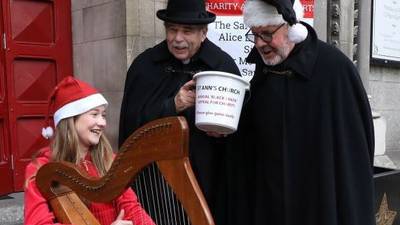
[119,0,239,224]
[225,0,376,225]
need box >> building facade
[71,0,400,162]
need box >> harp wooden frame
[35,116,215,225]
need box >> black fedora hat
[157,0,216,25]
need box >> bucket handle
[243,86,251,105]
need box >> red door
[0,0,72,193]
[0,2,13,194]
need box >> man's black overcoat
[225,23,376,225]
[119,38,240,224]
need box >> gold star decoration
[376,193,397,225]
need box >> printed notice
[206,0,314,81]
[372,0,400,62]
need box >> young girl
[24,76,155,225]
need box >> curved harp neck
[36,116,215,225]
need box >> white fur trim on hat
[243,0,308,44]
[243,0,285,27]
[53,93,108,127]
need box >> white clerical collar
[182,59,190,64]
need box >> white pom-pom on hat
[288,23,308,43]
[288,0,308,43]
[243,0,308,44]
[42,127,54,139]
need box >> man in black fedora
[119,0,240,224]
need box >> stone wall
[326,0,400,154]
[71,0,166,148]
[370,67,400,152]
[126,0,166,66]
[358,0,400,153]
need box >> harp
[35,116,215,225]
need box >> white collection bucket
[193,71,250,134]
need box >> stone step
[0,192,23,225]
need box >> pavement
[0,192,23,225]
[375,151,400,169]
[1,151,400,225]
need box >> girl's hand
[111,209,133,225]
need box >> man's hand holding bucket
[174,80,196,113]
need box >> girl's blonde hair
[51,116,114,176]
[25,115,114,188]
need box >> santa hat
[41,76,108,139]
[243,0,308,44]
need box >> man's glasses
[245,23,286,43]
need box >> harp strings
[133,162,191,225]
